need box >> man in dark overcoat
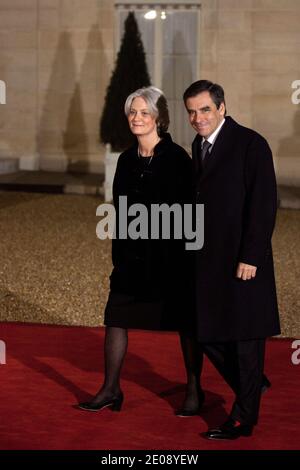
[179,80,280,440]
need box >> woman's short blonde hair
[124,86,169,135]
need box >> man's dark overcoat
[193,116,280,341]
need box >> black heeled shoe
[175,389,205,417]
[77,392,124,412]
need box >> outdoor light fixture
[144,10,156,19]
[144,10,167,20]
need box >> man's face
[185,91,225,138]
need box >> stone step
[0,170,104,195]
[278,186,300,210]
[0,158,19,175]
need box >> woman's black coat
[110,133,193,323]
[193,116,281,342]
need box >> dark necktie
[200,140,211,166]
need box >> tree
[100,12,151,152]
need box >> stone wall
[0,0,299,183]
[201,0,300,185]
[0,0,114,173]
[0,0,38,162]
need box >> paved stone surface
[0,171,104,195]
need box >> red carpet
[0,322,299,450]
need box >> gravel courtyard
[0,191,299,337]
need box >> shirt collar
[202,118,225,147]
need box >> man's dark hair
[183,80,226,113]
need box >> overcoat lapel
[191,136,202,176]
[192,117,237,189]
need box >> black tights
[179,333,204,410]
[91,326,128,403]
[180,334,270,416]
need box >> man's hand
[236,262,257,280]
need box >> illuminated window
[114,1,201,148]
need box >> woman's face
[127,97,157,138]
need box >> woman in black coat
[78,86,193,412]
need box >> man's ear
[219,102,226,117]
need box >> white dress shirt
[202,118,226,154]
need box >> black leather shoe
[204,418,253,440]
[175,389,205,417]
[77,393,123,412]
[261,375,271,394]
